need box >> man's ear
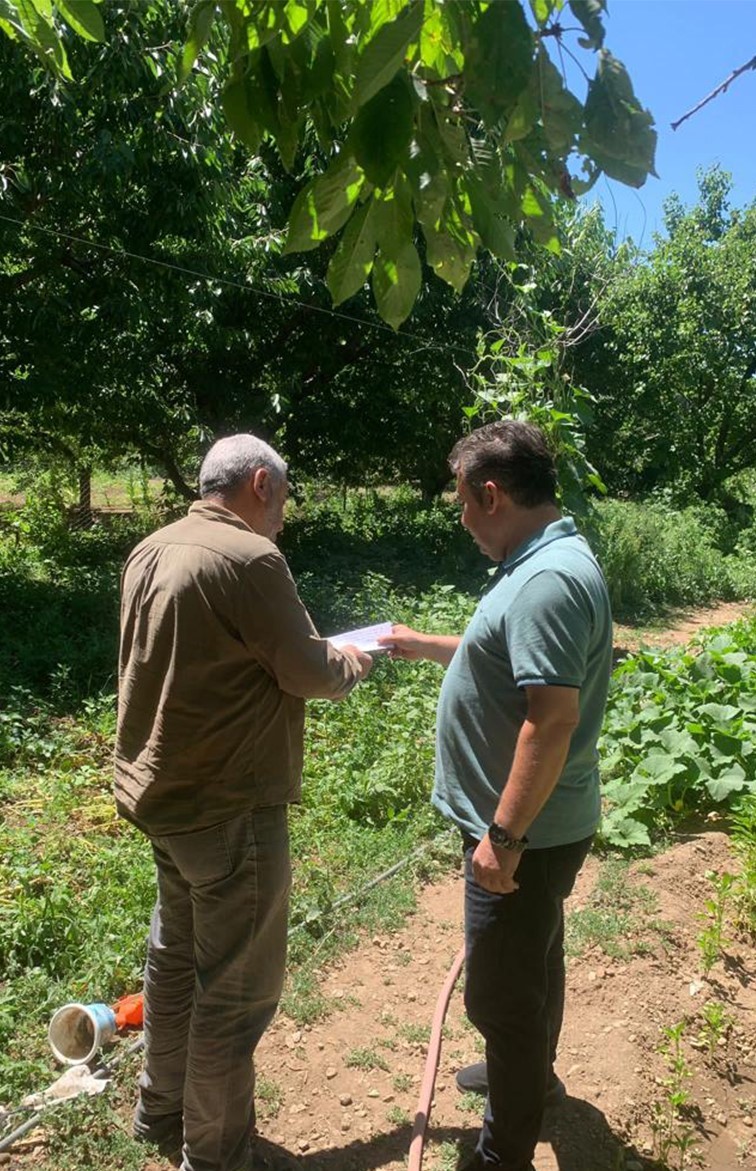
[482,480,504,514]
[251,467,270,501]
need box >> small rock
[333,989,345,1001]
[341,1118,351,1132]
[325,1067,337,1079]
[297,1141,310,1153]
[743,1116,753,1128]
[437,1082,446,1092]
[372,937,382,947]
[339,1094,353,1107]
[588,971,597,982]
[317,1042,325,1051]
[367,1089,380,1098]
[716,1113,728,1126]
[383,1094,394,1103]
[628,1034,637,1043]
[407,992,417,1002]
[293,1030,302,1043]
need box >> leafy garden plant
[599,620,756,848]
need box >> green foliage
[464,267,605,515]
[731,796,756,936]
[695,999,734,1060]
[201,0,656,325]
[599,620,756,848]
[696,869,736,977]
[584,167,756,503]
[590,497,752,619]
[345,1045,389,1072]
[650,1020,700,1171]
[564,858,658,959]
[2,0,656,327]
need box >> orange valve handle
[112,993,144,1030]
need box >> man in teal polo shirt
[382,420,612,1171]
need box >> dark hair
[449,420,557,507]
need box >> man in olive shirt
[383,421,612,1171]
[115,434,371,1171]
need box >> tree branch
[672,54,756,131]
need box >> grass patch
[565,858,663,960]
[344,1046,390,1073]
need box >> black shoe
[133,1110,183,1167]
[245,1137,304,1171]
[455,1062,567,1108]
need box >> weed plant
[650,1020,700,1171]
[731,796,756,936]
[696,870,736,977]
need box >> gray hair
[199,434,287,499]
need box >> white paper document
[328,621,394,654]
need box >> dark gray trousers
[134,806,291,1171]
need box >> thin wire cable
[0,211,474,360]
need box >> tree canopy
[579,168,756,505]
[1,0,657,327]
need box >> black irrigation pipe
[0,829,458,1153]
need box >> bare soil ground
[245,831,755,1171]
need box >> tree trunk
[73,464,93,528]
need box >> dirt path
[253,832,754,1171]
[613,601,752,657]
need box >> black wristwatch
[487,822,528,852]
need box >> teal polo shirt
[433,517,612,849]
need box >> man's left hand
[472,834,522,894]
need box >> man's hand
[377,624,461,667]
[339,644,373,680]
[472,834,522,894]
[377,623,426,660]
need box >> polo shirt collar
[498,516,577,575]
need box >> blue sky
[572,0,756,246]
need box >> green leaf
[285,152,366,252]
[568,0,606,50]
[464,1,534,126]
[581,51,657,188]
[14,0,72,78]
[353,1,423,107]
[698,702,742,725]
[56,0,104,42]
[529,0,559,26]
[466,175,515,262]
[372,237,421,329]
[419,2,463,76]
[632,754,687,785]
[350,74,414,188]
[422,195,479,293]
[326,198,379,304]
[221,77,262,151]
[371,175,421,328]
[179,1,216,83]
[599,810,651,848]
[536,49,583,152]
[706,765,748,802]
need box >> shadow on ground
[297,1096,658,1170]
